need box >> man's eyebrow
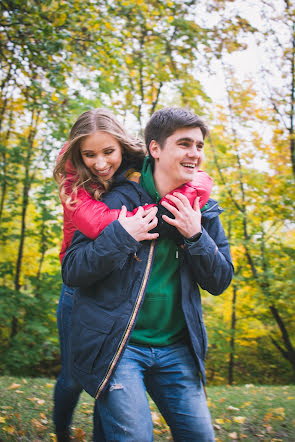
[176,137,204,145]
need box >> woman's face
[80,130,122,181]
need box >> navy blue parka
[62,171,234,399]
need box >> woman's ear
[149,140,160,160]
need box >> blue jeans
[94,343,215,442]
[53,283,83,432]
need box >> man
[62,107,234,441]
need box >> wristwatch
[186,231,202,243]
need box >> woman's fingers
[118,205,127,220]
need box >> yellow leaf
[233,416,246,424]
[3,426,15,434]
[287,396,294,400]
[46,383,54,388]
[215,418,225,424]
[8,383,21,390]
[0,416,6,423]
[241,401,252,407]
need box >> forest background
[0,0,294,387]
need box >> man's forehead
[168,127,204,142]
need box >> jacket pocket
[71,305,114,374]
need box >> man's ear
[149,140,160,159]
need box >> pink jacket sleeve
[160,170,213,209]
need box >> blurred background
[0,0,294,385]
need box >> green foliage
[0,273,61,376]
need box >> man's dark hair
[144,107,209,160]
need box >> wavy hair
[53,108,146,207]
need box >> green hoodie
[130,157,187,346]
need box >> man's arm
[184,216,233,295]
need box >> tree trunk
[228,284,237,385]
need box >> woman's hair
[53,108,146,206]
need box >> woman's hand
[161,193,201,239]
[118,206,159,241]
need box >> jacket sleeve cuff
[94,219,140,254]
[184,227,217,256]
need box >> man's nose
[187,145,199,157]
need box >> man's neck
[153,168,180,198]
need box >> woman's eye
[105,149,114,155]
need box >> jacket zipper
[95,240,155,399]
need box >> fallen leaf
[22,379,28,384]
[273,407,285,415]
[227,406,240,411]
[31,418,46,431]
[215,418,225,424]
[213,424,221,430]
[73,427,86,441]
[233,416,246,424]
[8,383,21,390]
[46,383,54,388]
[27,397,45,405]
[287,396,294,400]
[241,401,252,408]
[229,432,238,439]
[151,411,161,425]
[0,416,6,423]
[3,425,15,434]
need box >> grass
[0,376,294,441]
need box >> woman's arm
[63,169,213,240]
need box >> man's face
[150,127,205,190]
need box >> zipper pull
[134,252,142,262]
[176,250,178,259]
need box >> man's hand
[161,193,201,238]
[118,206,159,241]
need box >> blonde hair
[53,108,146,207]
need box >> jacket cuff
[94,219,140,254]
[185,227,217,256]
